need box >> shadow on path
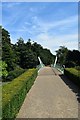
[59,74,80,103]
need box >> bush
[2,68,38,119]
[3,67,26,82]
[64,68,80,86]
[65,61,76,68]
[2,61,8,80]
[75,66,80,71]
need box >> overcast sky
[2,2,78,54]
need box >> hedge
[0,86,2,119]
[64,68,80,86]
[2,68,38,119]
[6,68,26,82]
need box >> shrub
[2,61,8,80]
[2,68,38,119]
[65,61,76,68]
[75,66,80,71]
[3,67,26,82]
[64,68,80,86]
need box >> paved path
[17,67,78,118]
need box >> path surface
[17,67,78,118]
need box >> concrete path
[17,67,78,118]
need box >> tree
[32,42,55,65]
[56,46,68,66]
[0,26,2,60]
[65,50,80,67]
[56,46,80,68]
[13,38,38,69]
[26,39,32,49]
[2,27,55,72]
[21,49,38,69]
[2,27,16,71]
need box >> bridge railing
[37,64,42,70]
[51,64,64,74]
[36,64,45,73]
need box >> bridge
[17,66,78,118]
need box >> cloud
[2,2,78,54]
[32,33,78,54]
[9,14,78,54]
[2,2,21,8]
[2,3,29,27]
[33,15,78,33]
[16,15,77,37]
[18,14,77,37]
[25,22,31,25]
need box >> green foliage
[64,68,80,86]
[65,50,80,67]
[2,68,38,119]
[56,46,80,68]
[32,42,55,65]
[2,28,16,71]
[0,61,2,77]
[2,61,8,79]
[13,38,55,68]
[75,66,80,70]
[56,46,68,65]
[2,27,55,79]
[13,38,38,69]
[4,67,26,82]
[0,26,2,60]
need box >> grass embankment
[64,68,80,86]
[2,68,38,119]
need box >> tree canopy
[2,27,55,72]
[56,46,80,68]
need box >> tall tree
[2,27,55,71]
[32,42,55,65]
[0,26,2,60]
[56,46,68,65]
[2,28,16,71]
[65,50,80,67]
[13,38,38,69]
